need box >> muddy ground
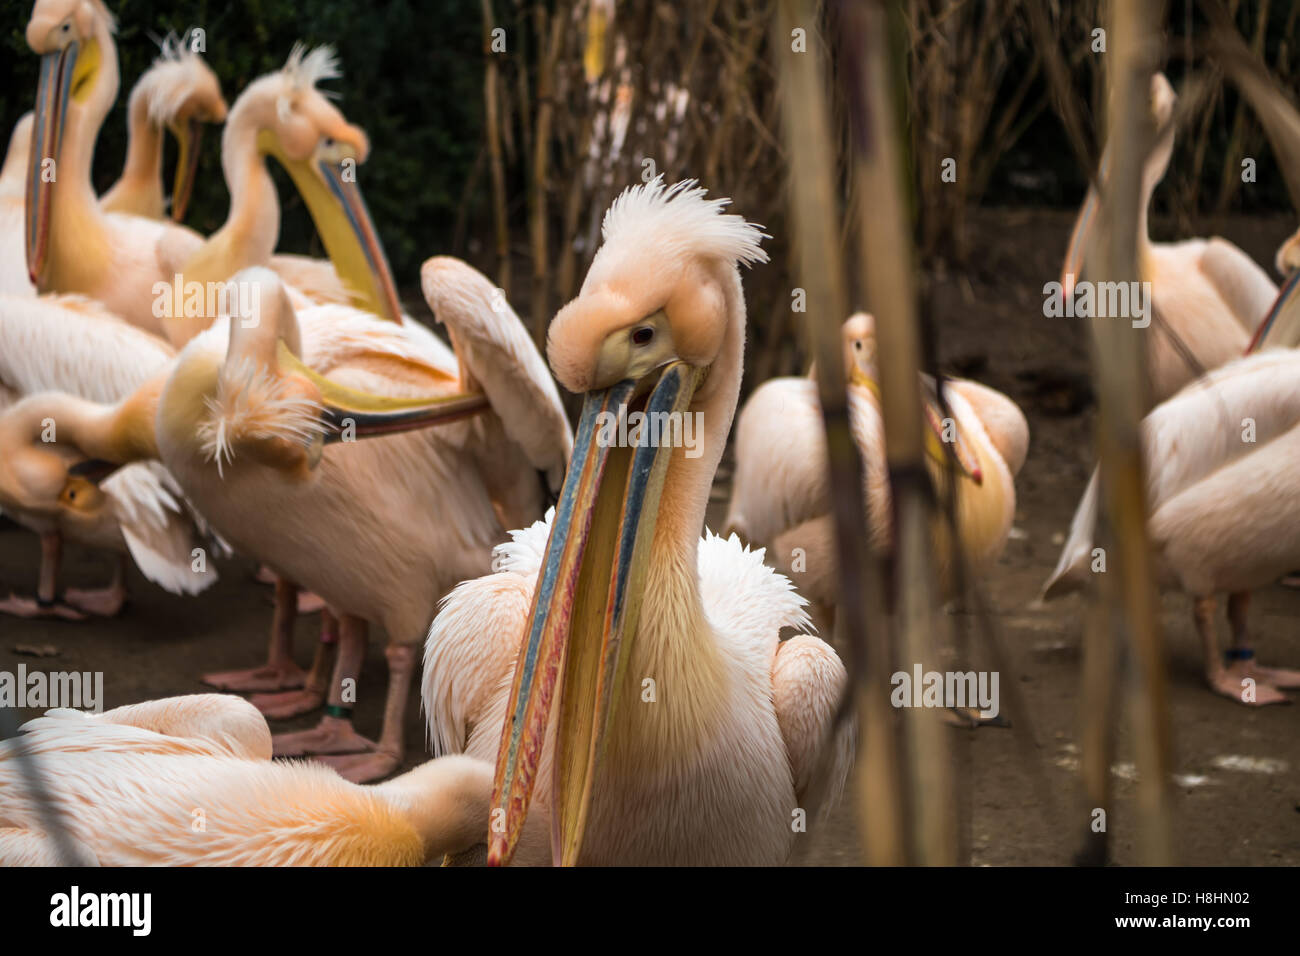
[1,208,1298,865]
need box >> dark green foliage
[0,0,484,281]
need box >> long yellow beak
[26,43,77,284]
[260,131,403,323]
[488,361,701,867]
[169,116,203,223]
[274,340,489,441]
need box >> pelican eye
[854,341,863,351]
[631,326,654,346]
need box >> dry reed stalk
[774,0,905,866]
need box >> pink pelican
[725,313,1028,628]
[1062,73,1277,402]
[0,694,492,865]
[93,265,571,782]
[0,293,218,617]
[1041,350,1300,704]
[423,180,852,865]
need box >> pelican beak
[1061,147,1109,301]
[274,341,489,443]
[1247,268,1300,352]
[488,360,702,867]
[259,132,403,323]
[169,116,204,223]
[922,378,982,484]
[26,40,86,284]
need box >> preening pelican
[0,694,492,865]
[100,32,227,222]
[1041,350,1300,704]
[724,313,1028,627]
[104,266,570,782]
[0,293,218,617]
[423,179,852,865]
[1062,73,1277,402]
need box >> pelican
[0,694,492,865]
[423,179,852,865]
[0,293,218,617]
[724,313,1028,628]
[1062,73,1277,402]
[100,32,227,222]
[1041,350,1300,704]
[48,266,570,782]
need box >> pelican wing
[1196,238,1277,335]
[0,294,174,400]
[421,257,574,490]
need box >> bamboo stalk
[774,0,905,866]
[843,0,955,866]
[481,0,511,297]
[1082,0,1174,867]
[529,3,566,347]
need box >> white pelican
[0,694,492,865]
[100,32,227,222]
[423,179,852,865]
[66,265,569,782]
[1041,350,1300,704]
[724,313,1028,627]
[0,293,218,617]
[1062,73,1277,402]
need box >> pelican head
[230,45,401,321]
[0,398,118,541]
[24,0,118,284]
[842,311,877,385]
[489,179,767,866]
[144,32,228,222]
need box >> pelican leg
[315,642,413,783]
[0,532,87,620]
[64,555,128,617]
[1201,593,1287,705]
[272,614,377,758]
[1228,591,1300,694]
[203,577,308,692]
[251,609,339,718]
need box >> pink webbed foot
[0,594,87,621]
[272,715,375,757]
[1208,666,1291,706]
[63,584,127,617]
[250,688,324,720]
[202,661,307,693]
[1250,664,1300,690]
[315,749,402,783]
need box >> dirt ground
[2,208,1298,865]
